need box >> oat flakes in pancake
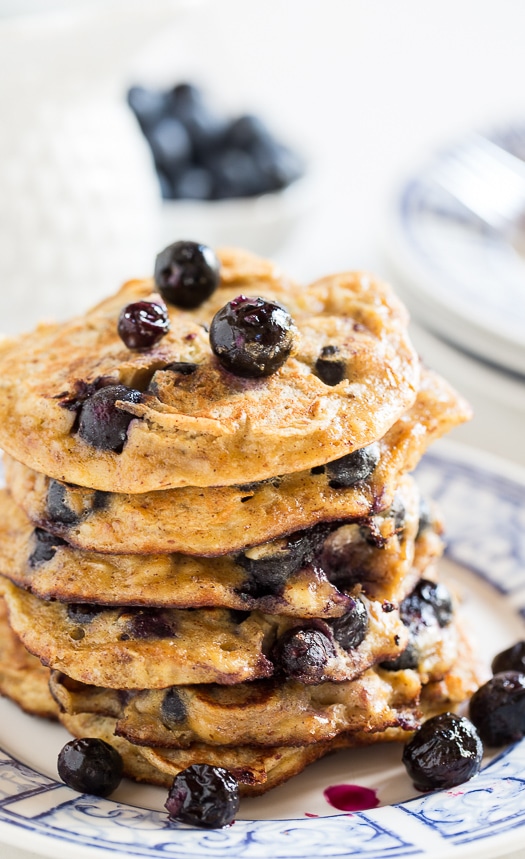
[0,249,419,492]
[49,665,422,750]
[0,476,437,611]
[0,578,409,689]
[3,368,469,555]
[0,596,57,719]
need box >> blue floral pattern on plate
[0,442,524,859]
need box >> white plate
[0,441,525,859]
[385,123,525,377]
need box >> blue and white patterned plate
[0,441,525,859]
[385,123,525,377]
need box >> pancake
[0,596,58,719]
[48,665,422,750]
[0,577,409,689]
[3,368,470,555]
[57,627,484,796]
[0,475,438,611]
[0,249,419,492]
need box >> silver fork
[431,132,525,241]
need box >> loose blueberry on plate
[77,385,142,452]
[210,295,295,377]
[165,763,239,828]
[118,300,170,350]
[469,671,525,746]
[402,712,483,791]
[154,240,220,309]
[491,641,525,674]
[57,738,123,797]
[325,442,380,488]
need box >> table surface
[1,1,525,857]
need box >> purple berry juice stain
[323,783,380,812]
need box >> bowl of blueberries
[127,82,312,256]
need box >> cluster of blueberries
[127,83,304,200]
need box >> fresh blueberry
[491,642,525,675]
[165,763,239,828]
[272,625,336,682]
[148,116,192,173]
[57,738,123,797]
[330,598,368,651]
[47,481,79,526]
[210,295,295,378]
[325,443,380,489]
[208,148,263,199]
[29,528,67,566]
[469,671,525,746]
[224,114,273,151]
[77,385,141,452]
[314,345,346,386]
[117,300,170,350]
[127,85,168,133]
[251,138,304,191]
[154,240,220,309]
[402,713,483,791]
[161,688,187,728]
[172,167,213,200]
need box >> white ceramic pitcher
[0,0,185,334]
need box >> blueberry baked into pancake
[0,242,485,813]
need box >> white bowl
[158,174,315,258]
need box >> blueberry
[161,688,187,728]
[154,240,220,309]
[66,604,106,624]
[208,149,263,199]
[148,116,192,173]
[402,713,483,791]
[469,672,525,746]
[77,385,141,452]
[121,609,175,640]
[127,85,168,133]
[330,598,368,651]
[57,737,123,797]
[210,295,295,378]
[47,481,79,526]
[237,525,328,597]
[380,641,419,671]
[117,300,170,350]
[29,528,67,566]
[165,763,239,828]
[272,625,336,682]
[325,442,380,489]
[172,167,213,200]
[251,138,304,191]
[224,114,273,151]
[162,361,199,375]
[400,579,453,629]
[492,642,525,675]
[314,345,345,386]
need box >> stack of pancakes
[0,248,484,796]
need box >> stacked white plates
[384,123,525,466]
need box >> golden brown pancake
[0,249,420,492]
[2,368,470,555]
